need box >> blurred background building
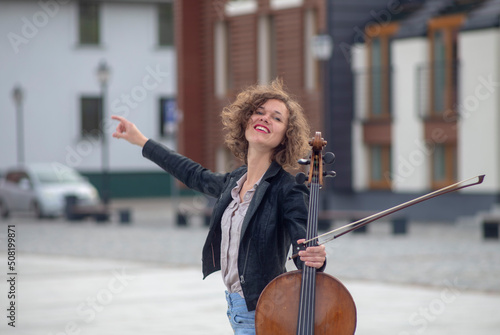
[0,0,177,197]
[176,0,327,173]
[327,0,499,221]
[1,0,499,221]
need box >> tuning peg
[298,158,311,165]
[295,172,307,184]
[323,171,336,178]
[323,152,335,164]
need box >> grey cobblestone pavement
[0,196,499,334]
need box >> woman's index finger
[111,115,126,122]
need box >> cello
[255,132,485,334]
[255,132,357,334]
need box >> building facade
[0,0,177,197]
[329,0,499,221]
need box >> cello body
[255,271,356,334]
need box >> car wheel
[32,201,44,219]
[0,200,9,219]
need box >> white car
[0,163,100,219]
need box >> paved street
[0,196,499,334]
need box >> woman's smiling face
[245,99,289,152]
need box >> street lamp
[12,85,25,166]
[311,33,334,133]
[312,33,334,61]
[96,60,110,204]
[312,33,334,200]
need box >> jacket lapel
[240,161,282,241]
[210,168,246,229]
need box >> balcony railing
[353,67,393,122]
[416,61,460,120]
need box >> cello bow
[295,174,485,250]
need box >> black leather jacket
[143,139,311,311]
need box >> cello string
[307,173,319,331]
[310,178,319,333]
[298,157,320,334]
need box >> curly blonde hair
[221,79,311,169]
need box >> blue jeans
[225,291,256,335]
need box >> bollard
[392,217,408,235]
[318,219,331,231]
[119,209,131,224]
[95,213,109,223]
[177,212,188,226]
[352,224,367,234]
[65,195,78,221]
[483,220,499,239]
[351,218,367,234]
[204,214,211,227]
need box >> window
[225,0,258,16]
[370,37,383,116]
[428,14,464,118]
[271,0,304,10]
[304,9,319,90]
[369,145,392,189]
[432,144,456,189]
[216,146,234,173]
[258,15,276,84]
[159,97,178,137]
[214,20,231,97]
[79,2,100,45]
[425,15,463,188]
[362,23,397,190]
[432,30,446,113]
[365,24,397,119]
[80,97,102,137]
[6,172,28,184]
[158,3,174,46]
[269,16,277,81]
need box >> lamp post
[96,61,110,204]
[312,34,334,114]
[311,33,334,137]
[12,86,25,166]
[312,33,334,205]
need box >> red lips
[254,124,270,133]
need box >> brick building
[176,0,327,173]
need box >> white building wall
[0,1,176,173]
[351,43,369,191]
[458,28,500,193]
[391,37,429,192]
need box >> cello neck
[296,132,324,334]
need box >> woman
[111,79,326,334]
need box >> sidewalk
[0,195,499,334]
[0,254,499,335]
